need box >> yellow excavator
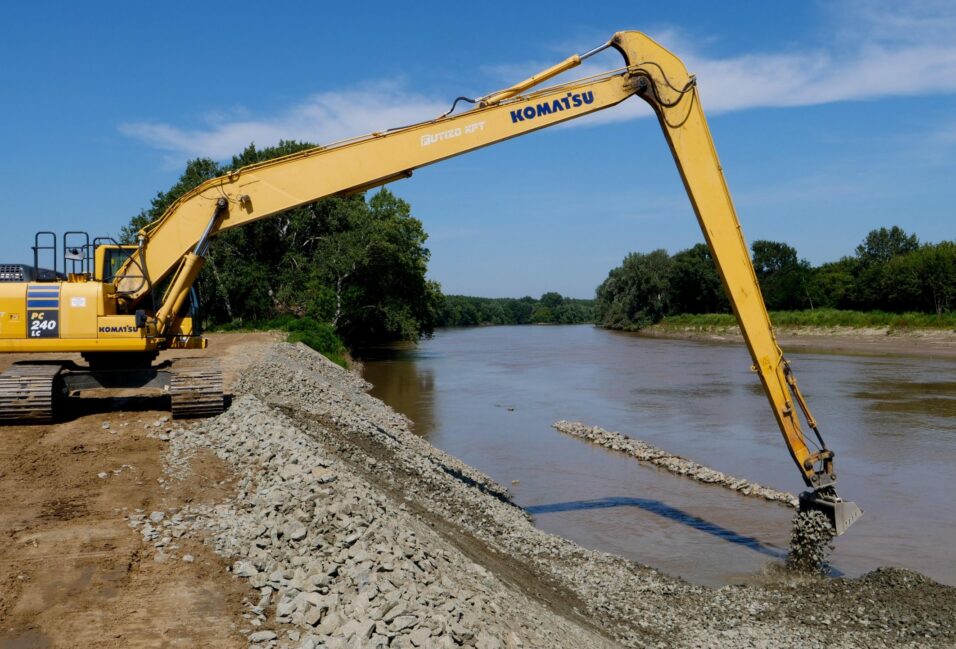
[0,32,860,534]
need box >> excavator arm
[112,31,859,532]
[612,33,861,534]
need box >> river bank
[641,323,956,359]
[152,342,953,648]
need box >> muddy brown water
[358,325,956,588]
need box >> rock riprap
[135,343,956,649]
[145,391,615,647]
[552,421,799,508]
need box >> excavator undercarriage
[0,359,223,423]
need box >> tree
[507,299,535,324]
[592,227,953,328]
[539,292,564,309]
[292,189,439,344]
[882,252,923,312]
[750,240,810,310]
[594,249,673,330]
[856,226,919,264]
[805,258,857,309]
[849,226,922,311]
[122,142,439,346]
[909,242,956,315]
[531,305,554,323]
[669,243,728,314]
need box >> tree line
[127,146,952,354]
[435,293,594,327]
[595,227,956,330]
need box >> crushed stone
[553,421,798,508]
[140,342,956,649]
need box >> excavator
[0,32,861,535]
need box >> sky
[1,1,954,298]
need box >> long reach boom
[0,31,861,534]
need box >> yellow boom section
[112,31,855,516]
[116,70,638,299]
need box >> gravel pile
[140,343,956,649]
[145,395,615,647]
[553,421,798,507]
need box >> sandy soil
[0,332,280,649]
[642,325,956,359]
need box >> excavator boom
[0,31,859,534]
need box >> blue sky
[1,1,954,298]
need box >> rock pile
[148,392,615,648]
[552,421,798,508]
[138,342,956,649]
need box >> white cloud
[485,5,956,124]
[119,82,448,161]
[122,4,956,158]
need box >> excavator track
[169,363,224,419]
[0,363,63,423]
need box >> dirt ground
[0,332,280,649]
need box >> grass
[208,315,348,367]
[657,309,956,332]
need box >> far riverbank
[641,323,956,359]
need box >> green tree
[846,227,919,311]
[750,240,810,310]
[882,252,923,312]
[669,243,728,314]
[805,258,857,309]
[539,292,564,309]
[856,226,919,264]
[905,242,956,315]
[122,142,438,347]
[531,306,554,323]
[308,189,438,344]
[594,249,673,330]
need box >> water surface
[360,325,956,587]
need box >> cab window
[101,247,134,282]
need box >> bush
[208,316,348,367]
[287,321,348,367]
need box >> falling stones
[786,509,836,575]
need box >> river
[358,324,956,587]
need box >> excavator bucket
[799,491,863,536]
